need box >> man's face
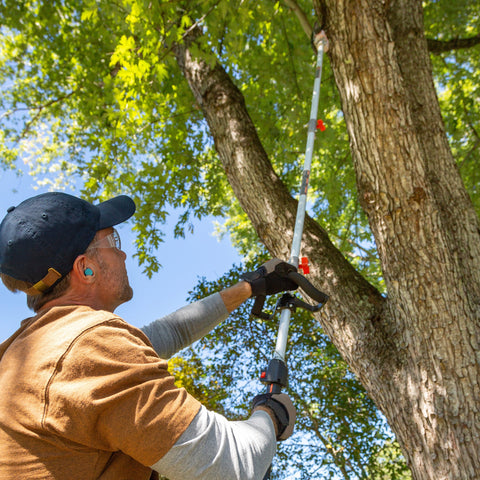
[87,228,133,311]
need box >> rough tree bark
[174,1,480,478]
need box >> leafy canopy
[1,0,477,282]
[0,0,371,282]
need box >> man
[0,192,297,480]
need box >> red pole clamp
[316,119,326,131]
[298,257,310,275]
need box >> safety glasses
[89,228,121,250]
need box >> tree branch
[280,13,302,98]
[427,32,480,54]
[13,89,81,144]
[282,0,313,39]
[302,403,352,480]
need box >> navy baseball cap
[0,192,136,294]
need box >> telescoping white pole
[273,31,329,363]
[260,32,329,480]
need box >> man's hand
[252,393,296,441]
[241,259,298,297]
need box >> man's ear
[71,254,96,285]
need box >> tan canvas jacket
[0,305,200,480]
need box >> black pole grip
[261,358,288,392]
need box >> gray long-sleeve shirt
[141,293,229,358]
[140,293,276,480]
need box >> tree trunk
[322,0,480,477]
[174,0,480,477]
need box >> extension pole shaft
[261,32,329,480]
[273,33,328,363]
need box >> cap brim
[97,195,136,229]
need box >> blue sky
[0,168,242,342]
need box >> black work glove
[240,259,298,297]
[252,393,296,441]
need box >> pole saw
[251,31,330,479]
